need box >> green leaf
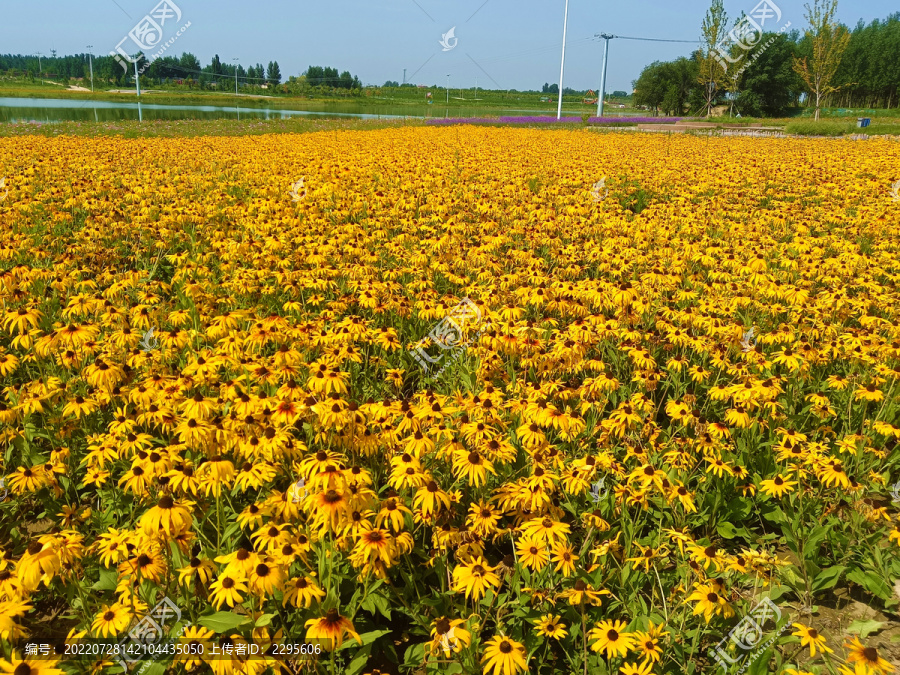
[847,569,894,602]
[761,506,787,524]
[338,629,392,651]
[365,592,392,620]
[806,524,830,551]
[779,566,804,591]
[745,646,775,675]
[403,641,426,669]
[92,567,117,591]
[254,613,275,628]
[812,565,845,592]
[140,662,169,675]
[717,522,737,539]
[846,619,885,639]
[198,612,250,633]
[344,644,373,675]
[726,497,752,519]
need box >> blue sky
[1,0,894,91]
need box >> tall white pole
[446,74,450,104]
[597,35,611,118]
[87,46,94,92]
[134,58,141,97]
[233,58,240,119]
[556,0,569,120]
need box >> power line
[600,34,701,43]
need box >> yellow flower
[480,635,527,675]
[305,609,360,652]
[534,614,567,640]
[588,620,635,658]
[759,475,798,498]
[791,623,832,657]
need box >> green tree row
[633,9,900,117]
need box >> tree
[267,61,282,87]
[736,32,804,116]
[661,85,681,116]
[698,0,730,116]
[611,90,629,97]
[793,0,851,120]
[633,58,698,115]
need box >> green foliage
[784,120,854,135]
[633,58,699,115]
[735,32,806,116]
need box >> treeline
[633,12,900,116]
[0,53,361,95]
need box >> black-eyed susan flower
[208,572,249,609]
[791,623,832,657]
[844,636,894,674]
[139,495,193,535]
[428,617,472,657]
[480,635,527,675]
[90,603,130,637]
[687,582,734,622]
[283,575,326,608]
[304,608,359,652]
[0,653,64,675]
[759,475,798,498]
[588,619,635,658]
[452,557,501,602]
[534,614,567,640]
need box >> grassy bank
[0,116,424,138]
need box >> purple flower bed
[426,116,681,126]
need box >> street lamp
[556,0,569,120]
[86,45,94,92]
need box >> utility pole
[403,68,406,86]
[475,77,478,100]
[556,0,569,120]
[233,58,240,95]
[36,52,43,84]
[134,57,141,97]
[596,33,614,118]
[446,74,450,104]
[86,46,94,92]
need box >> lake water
[0,97,624,124]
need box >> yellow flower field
[0,127,899,675]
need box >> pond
[0,97,623,124]
[0,97,411,123]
